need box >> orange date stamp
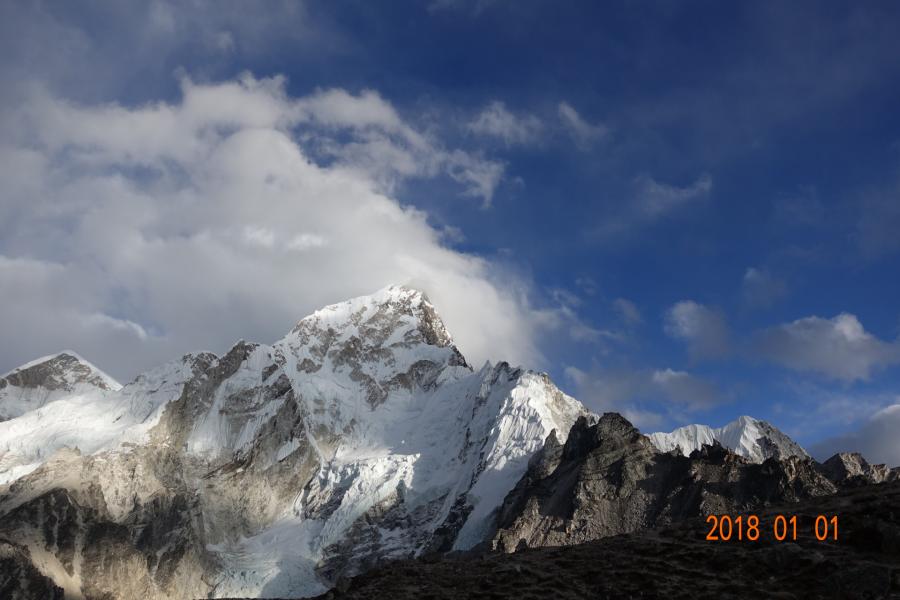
[704,514,839,542]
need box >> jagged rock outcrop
[0,286,586,598]
[818,452,899,486]
[492,413,836,551]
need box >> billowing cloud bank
[0,75,552,380]
[811,403,900,467]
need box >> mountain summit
[0,350,121,421]
[648,415,808,463]
[0,286,586,598]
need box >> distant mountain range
[0,286,895,599]
[648,414,809,463]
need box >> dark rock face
[0,539,64,600]
[0,472,213,600]
[818,452,899,486]
[492,413,837,552]
[309,480,900,600]
[753,418,810,460]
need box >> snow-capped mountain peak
[0,286,588,598]
[290,285,455,350]
[648,415,808,463]
[0,350,121,421]
[278,285,469,409]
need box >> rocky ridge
[491,413,837,552]
[818,452,899,486]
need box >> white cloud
[568,324,622,344]
[811,403,900,467]
[0,1,325,109]
[564,364,723,430]
[549,288,582,308]
[753,313,900,381]
[0,75,553,381]
[772,186,825,228]
[242,226,277,249]
[664,300,730,360]
[467,101,542,146]
[287,233,327,252]
[213,30,236,53]
[741,267,787,309]
[17,77,504,206]
[593,173,713,240]
[444,149,506,207]
[558,101,608,147]
[574,276,598,296]
[613,298,642,326]
[634,173,712,218]
[650,368,722,411]
[564,366,660,428]
[774,380,897,438]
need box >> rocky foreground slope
[308,479,900,600]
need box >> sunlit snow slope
[648,415,808,463]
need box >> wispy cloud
[664,300,730,360]
[564,364,725,430]
[634,173,713,218]
[593,173,713,240]
[613,298,643,326]
[772,186,827,228]
[558,101,608,148]
[467,101,542,146]
[740,267,787,310]
[650,368,724,411]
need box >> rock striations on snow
[0,286,586,599]
[0,351,121,422]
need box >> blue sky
[2,1,900,463]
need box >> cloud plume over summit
[0,76,553,380]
